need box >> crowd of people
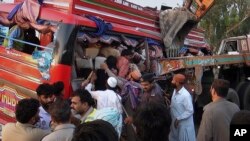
[1,0,249,140]
[0,24,249,140]
[2,69,250,141]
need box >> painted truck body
[0,0,217,131]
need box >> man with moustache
[36,83,55,130]
[71,89,96,123]
[169,74,196,141]
[2,98,50,141]
[139,73,165,105]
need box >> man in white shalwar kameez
[84,76,123,114]
[169,74,196,141]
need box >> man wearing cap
[100,63,143,141]
[84,75,123,114]
[169,74,196,141]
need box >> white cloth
[85,83,123,113]
[169,87,196,141]
[36,106,51,130]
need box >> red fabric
[184,28,210,48]
[173,74,186,83]
[116,56,129,78]
[40,32,53,46]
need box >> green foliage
[200,0,250,49]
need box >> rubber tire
[196,70,214,107]
[235,81,250,109]
[243,84,250,110]
[226,88,240,107]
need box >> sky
[126,0,184,9]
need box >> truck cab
[214,35,250,110]
[0,0,215,136]
[217,35,250,55]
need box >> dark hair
[133,101,171,141]
[49,99,71,123]
[36,83,54,97]
[95,69,109,90]
[231,110,250,125]
[140,73,155,83]
[121,49,133,56]
[53,81,64,97]
[132,53,142,64]
[211,79,230,97]
[25,28,36,36]
[72,119,118,141]
[15,98,40,123]
[106,56,118,70]
[149,46,156,51]
[73,89,95,107]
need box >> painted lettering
[2,95,18,107]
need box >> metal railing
[0,34,53,51]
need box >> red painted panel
[50,64,72,99]
[0,69,39,91]
[0,4,161,40]
[0,86,26,124]
[0,112,16,124]
[0,57,41,79]
[90,0,157,19]
[73,9,159,32]
[73,1,159,31]
[40,8,161,40]
[73,1,157,24]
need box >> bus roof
[0,2,161,40]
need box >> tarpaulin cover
[184,28,209,48]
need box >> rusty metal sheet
[159,54,250,74]
[240,39,249,53]
[159,59,185,75]
[184,55,245,67]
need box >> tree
[199,0,250,49]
